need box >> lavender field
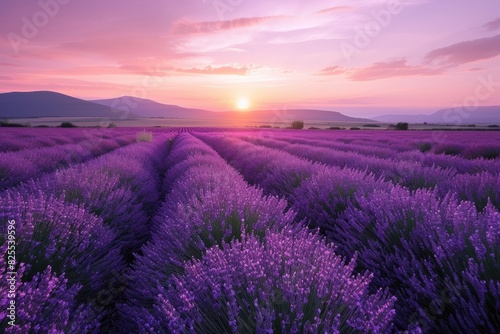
[1,128,499,333]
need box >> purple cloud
[349,59,442,81]
[316,65,347,76]
[424,34,500,67]
[483,18,500,31]
[174,65,259,76]
[172,16,286,35]
[315,6,352,15]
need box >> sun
[236,98,250,110]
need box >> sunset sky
[1,0,499,116]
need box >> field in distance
[4,116,499,130]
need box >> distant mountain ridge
[6,91,497,124]
[0,91,373,123]
[213,109,374,122]
[373,106,500,124]
[0,91,122,118]
[91,97,211,118]
[94,96,375,122]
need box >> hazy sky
[1,0,499,116]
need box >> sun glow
[236,98,250,110]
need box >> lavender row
[0,128,91,152]
[276,129,500,158]
[1,134,174,331]
[120,133,294,331]
[331,187,500,332]
[0,127,137,153]
[195,134,387,233]
[242,135,454,190]
[197,133,500,332]
[158,230,397,333]
[270,134,500,210]
[268,133,500,174]
[0,134,138,190]
[1,193,120,332]
[295,169,499,331]
[120,134,397,332]
[17,134,174,256]
[197,133,372,199]
[239,135,500,209]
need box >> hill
[215,109,374,122]
[94,97,374,122]
[0,91,123,118]
[373,106,500,124]
[91,97,212,118]
[0,91,378,123]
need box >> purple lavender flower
[121,134,297,331]
[0,190,123,296]
[155,230,396,333]
[0,135,137,190]
[338,187,500,331]
[0,256,100,333]
[291,166,390,237]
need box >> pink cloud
[483,18,500,31]
[41,63,256,77]
[172,16,285,35]
[315,6,352,15]
[0,77,132,98]
[316,65,347,76]
[57,35,192,64]
[349,59,442,81]
[37,65,168,77]
[0,62,20,67]
[424,34,500,67]
[174,65,258,76]
[118,65,170,77]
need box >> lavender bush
[197,134,324,197]
[291,167,390,236]
[0,257,101,333]
[121,134,296,331]
[241,135,457,191]
[0,136,136,190]
[199,132,500,332]
[153,230,397,333]
[336,187,500,331]
[0,191,123,298]
[13,136,173,257]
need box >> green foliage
[1,119,28,127]
[395,122,409,130]
[291,120,304,129]
[416,142,433,153]
[60,122,78,128]
[434,144,464,156]
[463,145,500,160]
